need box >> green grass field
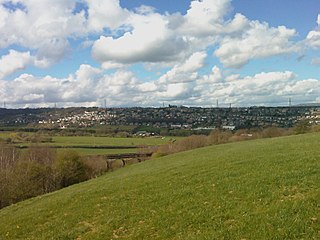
[0,131,179,147]
[51,135,175,146]
[0,133,319,239]
[58,147,137,155]
[1,132,178,155]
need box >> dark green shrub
[54,150,88,188]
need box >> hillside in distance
[1,106,319,130]
[0,133,320,239]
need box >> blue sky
[0,0,319,108]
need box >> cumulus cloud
[158,51,207,84]
[0,50,33,79]
[198,66,223,84]
[92,12,188,65]
[91,0,300,70]
[306,14,320,48]
[179,0,231,36]
[1,62,319,108]
[215,15,299,68]
[1,74,63,105]
[1,0,306,77]
[0,0,86,67]
[90,0,233,67]
[193,70,320,106]
[86,0,130,31]
[0,0,318,108]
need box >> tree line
[0,145,108,209]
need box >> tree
[11,160,48,202]
[0,144,19,208]
[54,150,88,188]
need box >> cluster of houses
[34,105,320,130]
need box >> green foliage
[0,171,10,208]
[0,144,57,208]
[11,161,50,201]
[0,133,319,239]
[54,150,89,188]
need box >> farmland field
[0,133,319,239]
[0,131,180,155]
[51,135,176,146]
[57,147,137,155]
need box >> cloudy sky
[0,0,319,108]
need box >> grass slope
[0,133,319,239]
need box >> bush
[260,127,289,138]
[83,156,108,178]
[11,160,51,202]
[154,135,208,156]
[174,135,208,152]
[21,145,56,165]
[294,119,312,134]
[0,170,11,208]
[54,150,88,188]
[208,129,232,145]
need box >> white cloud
[306,14,320,48]
[158,51,207,84]
[86,0,130,31]
[1,0,304,77]
[0,50,33,79]
[306,31,320,48]
[90,1,301,70]
[0,0,318,108]
[1,74,62,104]
[134,5,156,15]
[1,63,319,108]
[157,82,196,101]
[180,0,231,37]
[62,64,102,102]
[193,70,320,106]
[0,0,86,66]
[138,81,158,92]
[215,16,299,68]
[198,66,223,84]
[92,12,188,65]
[90,0,233,68]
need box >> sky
[0,0,319,108]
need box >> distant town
[0,105,319,131]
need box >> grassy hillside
[0,133,319,239]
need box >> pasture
[0,133,319,239]
[0,131,178,156]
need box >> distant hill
[0,133,320,239]
[295,103,320,107]
[1,105,319,129]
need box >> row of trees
[0,145,107,209]
[0,132,52,144]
